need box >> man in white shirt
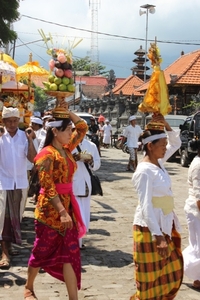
[121,115,143,171]
[72,137,101,249]
[37,113,53,152]
[0,107,36,269]
[30,116,43,146]
[27,119,39,204]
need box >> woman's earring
[54,134,57,137]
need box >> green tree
[0,0,20,46]
[183,98,200,115]
[72,56,108,76]
[20,78,50,113]
[34,86,49,113]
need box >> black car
[179,111,200,167]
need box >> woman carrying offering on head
[24,107,88,300]
[130,113,183,300]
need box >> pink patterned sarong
[28,220,81,289]
[28,183,86,289]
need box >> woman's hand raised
[151,113,172,131]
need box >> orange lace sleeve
[68,119,88,152]
[35,148,58,200]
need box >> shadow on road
[81,247,133,268]
[0,271,26,288]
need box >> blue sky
[8,0,200,78]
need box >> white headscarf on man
[2,107,20,119]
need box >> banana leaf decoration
[38,29,82,63]
[138,43,172,116]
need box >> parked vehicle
[75,112,95,125]
[179,111,200,167]
[146,114,187,161]
[145,114,186,133]
[73,112,101,148]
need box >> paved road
[0,147,200,299]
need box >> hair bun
[52,107,70,119]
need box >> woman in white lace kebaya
[130,114,183,300]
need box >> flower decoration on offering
[138,42,172,116]
[79,151,92,162]
[148,43,162,67]
[39,29,82,102]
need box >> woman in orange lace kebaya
[24,108,88,300]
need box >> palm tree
[0,0,20,46]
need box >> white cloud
[9,0,200,77]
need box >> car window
[145,116,185,128]
[181,119,191,131]
[81,116,92,125]
[194,115,200,131]
[165,118,185,127]
[75,113,94,125]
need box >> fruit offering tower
[43,48,75,106]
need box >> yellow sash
[152,196,174,215]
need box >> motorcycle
[121,142,129,154]
[114,135,129,153]
[114,135,142,154]
[114,135,124,149]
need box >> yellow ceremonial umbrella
[16,53,49,100]
[0,52,18,85]
[0,60,16,84]
[0,52,18,68]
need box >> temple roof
[75,76,124,86]
[134,45,146,56]
[106,75,144,96]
